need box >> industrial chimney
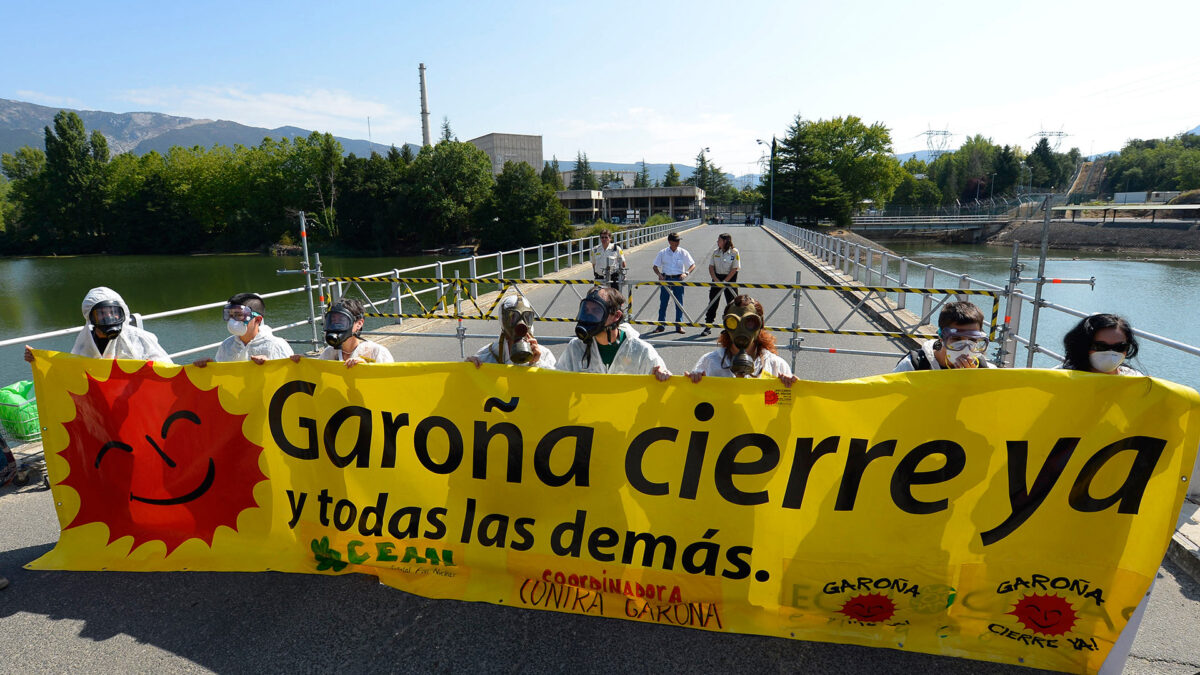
[419,63,431,147]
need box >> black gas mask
[501,296,537,365]
[723,306,763,377]
[89,300,125,339]
[324,306,360,349]
[575,289,612,341]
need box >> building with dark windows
[555,186,705,224]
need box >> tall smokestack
[419,63,431,147]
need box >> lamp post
[756,137,776,221]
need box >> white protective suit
[556,324,669,375]
[215,323,294,362]
[318,340,394,363]
[472,340,557,368]
[71,287,172,363]
[892,339,997,372]
[691,347,792,379]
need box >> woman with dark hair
[702,233,740,336]
[686,295,797,387]
[1060,313,1142,375]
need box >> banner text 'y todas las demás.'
[27,351,1200,673]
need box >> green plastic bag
[0,380,39,441]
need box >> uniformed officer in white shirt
[590,229,626,290]
[650,233,696,334]
[703,233,741,336]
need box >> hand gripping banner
[26,350,1200,673]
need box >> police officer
[702,233,740,336]
[590,229,626,290]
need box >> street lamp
[756,137,776,221]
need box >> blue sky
[7,0,1200,173]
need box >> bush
[581,221,626,237]
[645,213,674,227]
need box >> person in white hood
[557,287,670,380]
[193,292,294,366]
[27,286,171,364]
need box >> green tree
[891,173,942,206]
[569,151,597,189]
[541,156,565,190]
[663,163,681,187]
[477,161,571,249]
[440,117,456,142]
[40,111,111,248]
[401,141,494,245]
[635,160,651,188]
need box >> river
[2,242,1199,394]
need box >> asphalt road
[3,225,1198,674]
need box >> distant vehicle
[610,217,622,224]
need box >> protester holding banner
[558,287,670,380]
[25,286,172,365]
[193,292,294,367]
[1059,313,1143,375]
[686,295,797,386]
[892,301,997,372]
[295,298,394,368]
[466,295,556,369]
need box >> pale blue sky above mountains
[7,0,1199,171]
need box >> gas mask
[324,307,360,349]
[501,296,537,365]
[723,305,763,377]
[575,288,613,341]
[939,328,990,368]
[89,300,125,339]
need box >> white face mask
[1089,351,1125,373]
[227,318,250,337]
[944,343,975,367]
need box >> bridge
[848,215,1012,242]
[2,222,1198,674]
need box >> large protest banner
[26,350,1200,673]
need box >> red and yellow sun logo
[838,593,897,623]
[59,363,266,554]
[1008,593,1077,636]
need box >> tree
[287,132,343,238]
[891,173,942,206]
[569,151,597,189]
[401,140,494,246]
[40,111,112,249]
[440,117,456,142]
[663,163,681,187]
[769,114,901,225]
[635,160,651,188]
[540,157,565,190]
[477,161,571,250]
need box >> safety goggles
[941,328,990,353]
[1090,340,1130,353]
[324,310,357,332]
[90,302,125,326]
[222,304,260,322]
[722,313,763,332]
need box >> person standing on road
[590,229,626,290]
[702,233,740,337]
[650,232,695,334]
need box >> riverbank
[989,219,1200,257]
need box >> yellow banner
[27,351,1200,673]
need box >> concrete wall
[466,133,543,175]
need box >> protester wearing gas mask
[193,292,293,367]
[892,301,997,372]
[26,286,172,365]
[295,298,393,368]
[466,295,556,369]
[1058,313,1142,375]
[686,295,797,386]
[558,287,670,380]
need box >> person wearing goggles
[193,292,293,367]
[27,286,171,365]
[558,287,670,380]
[297,298,394,368]
[466,295,556,369]
[686,295,797,386]
[893,301,997,371]
[590,229,626,291]
[1059,313,1141,375]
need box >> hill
[0,98,416,158]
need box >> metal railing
[762,217,1200,368]
[1,219,703,359]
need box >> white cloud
[119,86,418,145]
[15,90,85,108]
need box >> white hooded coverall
[70,287,172,363]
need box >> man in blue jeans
[650,232,696,334]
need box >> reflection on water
[3,245,1199,392]
[885,242,1200,392]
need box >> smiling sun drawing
[59,363,266,554]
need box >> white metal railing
[852,215,998,225]
[3,219,702,358]
[762,218,1200,367]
